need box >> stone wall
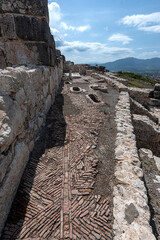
[0,0,56,68]
[113,92,156,239]
[0,59,63,234]
[0,0,65,235]
[64,61,74,73]
[128,87,151,107]
[139,148,160,239]
[132,114,160,157]
[90,73,128,91]
[90,72,160,111]
[130,98,158,124]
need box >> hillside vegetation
[117,71,160,89]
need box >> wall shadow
[1,83,66,239]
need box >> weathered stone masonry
[113,92,155,240]
[0,0,64,236]
[88,71,158,239]
[0,0,56,68]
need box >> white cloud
[60,22,71,30]
[48,2,62,27]
[77,25,91,32]
[121,12,160,33]
[50,27,59,34]
[108,33,133,45]
[139,25,160,33]
[58,40,134,55]
[138,51,160,58]
[56,40,134,63]
[60,22,90,32]
[48,2,90,33]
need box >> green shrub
[118,71,159,86]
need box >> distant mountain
[99,57,160,73]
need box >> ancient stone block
[0,26,2,37]
[0,14,17,40]
[56,49,61,57]
[25,42,51,66]
[4,41,36,66]
[0,1,59,68]
[4,41,56,67]
[0,146,13,183]
[149,90,154,98]
[49,34,55,48]
[154,91,160,99]
[154,83,160,92]
[0,75,20,95]
[139,148,158,172]
[14,15,50,42]
[0,95,25,153]
[0,0,49,19]
[0,142,29,235]
[0,48,6,69]
[130,98,158,123]
[44,94,52,113]
[132,114,160,156]
[50,47,56,66]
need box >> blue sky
[48,0,160,63]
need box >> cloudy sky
[48,0,160,64]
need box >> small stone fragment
[125,203,139,224]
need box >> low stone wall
[106,73,128,86]
[91,73,128,91]
[139,148,160,239]
[113,92,155,239]
[91,72,160,110]
[129,87,160,107]
[130,98,158,124]
[132,114,160,157]
[128,87,151,107]
[0,63,63,234]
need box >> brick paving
[1,79,116,240]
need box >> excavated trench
[88,94,101,103]
[131,103,160,239]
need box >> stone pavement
[1,79,116,240]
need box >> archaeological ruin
[0,1,160,240]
